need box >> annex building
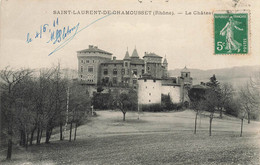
[77,45,192,105]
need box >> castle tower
[181,66,192,85]
[143,52,163,78]
[77,45,112,84]
[162,55,168,77]
[131,47,139,59]
[123,49,131,85]
[123,48,131,67]
[179,66,192,104]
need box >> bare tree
[239,83,258,124]
[219,83,234,118]
[188,87,207,134]
[67,83,90,141]
[0,67,32,160]
[112,89,137,121]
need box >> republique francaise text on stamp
[214,11,249,55]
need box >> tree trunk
[59,123,63,141]
[69,122,73,142]
[39,129,43,144]
[194,112,198,134]
[6,122,13,160]
[6,139,12,160]
[209,117,213,136]
[240,118,244,137]
[219,107,223,119]
[45,127,53,144]
[74,123,77,141]
[25,133,29,149]
[30,128,35,145]
[123,112,126,121]
[20,130,23,146]
[36,126,41,145]
[248,112,250,124]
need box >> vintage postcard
[0,0,260,164]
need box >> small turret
[124,49,131,60]
[131,46,139,59]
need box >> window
[113,69,117,75]
[124,62,128,67]
[93,60,95,63]
[142,69,144,74]
[132,69,137,75]
[186,73,188,77]
[149,93,151,96]
[149,100,151,102]
[114,64,116,67]
[147,66,150,71]
[80,66,83,72]
[80,75,83,78]
[153,79,156,82]
[88,66,94,72]
[121,69,125,75]
[144,79,147,82]
[103,69,108,75]
[113,77,117,84]
[81,60,84,63]
[133,80,137,84]
[86,60,89,63]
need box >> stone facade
[77,45,167,87]
[77,45,192,105]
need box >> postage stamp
[214,12,249,55]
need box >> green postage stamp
[214,11,249,55]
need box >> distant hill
[0,68,78,83]
[168,65,260,88]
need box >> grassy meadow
[1,110,260,165]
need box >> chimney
[89,45,93,48]
[94,46,98,49]
[113,56,116,61]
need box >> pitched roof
[163,58,168,64]
[131,48,139,58]
[143,52,162,58]
[77,45,112,55]
[130,59,144,65]
[181,66,190,72]
[124,50,131,60]
[101,60,123,64]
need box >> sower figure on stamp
[220,16,243,53]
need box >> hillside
[169,65,260,88]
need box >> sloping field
[51,110,259,139]
[1,110,260,165]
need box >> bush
[141,104,163,112]
[161,94,183,111]
[92,92,112,109]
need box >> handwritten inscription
[26,14,111,56]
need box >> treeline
[189,74,260,136]
[0,66,91,160]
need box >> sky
[1,0,260,71]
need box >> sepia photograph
[0,0,260,164]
